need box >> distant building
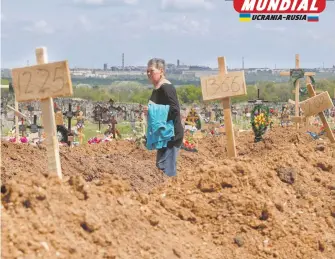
[103,63,108,71]
[166,63,176,70]
[189,66,211,71]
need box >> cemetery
[1,50,335,258]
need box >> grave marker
[185,108,201,129]
[11,47,73,179]
[248,88,269,107]
[212,105,224,124]
[28,115,42,134]
[64,103,75,145]
[7,104,28,138]
[280,54,316,129]
[200,57,247,157]
[64,103,74,132]
[299,92,333,117]
[76,111,85,144]
[27,115,43,143]
[300,84,335,143]
[19,118,26,137]
[12,60,72,102]
[93,104,103,132]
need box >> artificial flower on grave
[8,137,29,143]
[250,104,271,143]
[20,137,29,143]
[181,131,197,152]
[88,137,102,144]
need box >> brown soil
[2,125,335,259]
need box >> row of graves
[90,99,146,144]
[181,55,335,155]
[6,47,150,179]
[5,48,335,180]
[3,97,147,146]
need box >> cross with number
[280,54,316,128]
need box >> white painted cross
[11,47,73,179]
[200,57,247,157]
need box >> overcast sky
[1,0,335,69]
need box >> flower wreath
[290,69,315,95]
[250,104,271,142]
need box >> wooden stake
[218,57,237,157]
[15,98,19,141]
[36,48,62,179]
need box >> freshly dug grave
[1,140,166,192]
[2,126,335,259]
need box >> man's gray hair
[147,58,166,74]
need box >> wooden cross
[11,47,73,179]
[212,105,224,123]
[299,84,334,143]
[280,54,316,129]
[64,103,74,132]
[19,118,26,137]
[248,88,269,105]
[200,56,247,158]
[186,109,200,126]
[27,115,43,143]
[76,111,85,144]
[27,115,43,134]
[93,104,103,132]
[248,88,269,115]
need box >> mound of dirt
[2,174,223,258]
[1,140,166,192]
[2,126,335,259]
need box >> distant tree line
[72,79,335,105]
[2,76,334,105]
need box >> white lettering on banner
[297,0,308,11]
[242,0,256,11]
[279,0,290,11]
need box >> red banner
[234,0,326,13]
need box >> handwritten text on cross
[201,71,246,101]
[299,92,334,117]
[11,61,72,102]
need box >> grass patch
[1,78,9,85]
[71,120,144,143]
